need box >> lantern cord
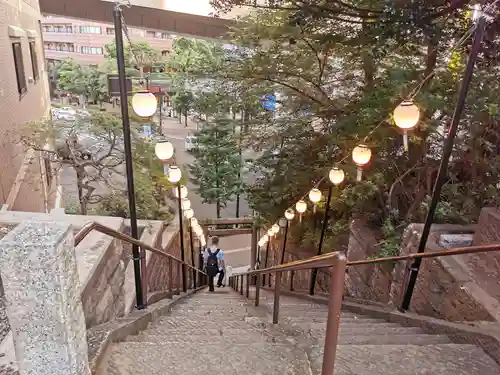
[119,12,146,76]
[409,0,498,99]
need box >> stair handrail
[229,242,500,375]
[74,221,205,274]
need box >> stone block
[0,221,91,375]
[439,234,473,249]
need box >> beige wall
[0,0,51,212]
[42,16,174,66]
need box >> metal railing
[75,222,207,302]
[229,242,500,375]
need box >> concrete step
[126,332,451,346]
[106,341,311,374]
[311,344,500,375]
[126,331,284,344]
[336,333,452,345]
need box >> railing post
[236,276,239,291]
[321,253,347,375]
[245,274,250,298]
[290,270,295,291]
[240,275,244,295]
[176,261,181,295]
[273,271,281,324]
[168,258,173,296]
[255,273,261,306]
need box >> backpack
[207,249,220,269]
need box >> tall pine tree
[189,117,242,218]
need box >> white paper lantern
[173,185,188,199]
[394,100,420,130]
[285,208,295,221]
[309,188,322,203]
[272,223,280,234]
[131,92,157,117]
[352,144,372,181]
[167,166,182,183]
[329,167,345,185]
[181,198,191,210]
[296,200,307,222]
[190,217,198,226]
[155,140,174,161]
[267,229,275,237]
[183,208,194,219]
[394,101,420,151]
[295,200,307,213]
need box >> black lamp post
[113,4,144,309]
[400,13,487,311]
[309,186,333,295]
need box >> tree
[104,40,160,77]
[172,90,194,126]
[53,58,108,106]
[202,3,500,256]
[21,113,175,219]
[189,117,242,218]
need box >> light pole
[309,167,345,295]
[281,211,294,264]
[113,3,144,309]
[400,13,487,311]
[167,166,187,292]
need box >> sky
[164,0,214,16]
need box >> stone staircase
[104,288,500,374]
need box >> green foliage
[197,3,500,256]
[104,41,160,73]
[188,117,242,218]
[53,58,107,103]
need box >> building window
[79,26,101,34]
[106,27,114,35]
[161,50,170,57]
[80,46,103,55]
[42,24,72,33]
[12,42,27,97]
[29,41,39,82]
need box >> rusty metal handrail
[229,242,500,375]
[74,221,205,274]
[346,243,500,266]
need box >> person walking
[203,236,225,292]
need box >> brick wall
[0,0,51,212]
[389,223,498,322]
[147,227,197,293]
[344,219,393,303]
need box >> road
[162,117,253,220]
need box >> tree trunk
[76,169,87,215]
[184,111,188,127]
[216,199,221,219]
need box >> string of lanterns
[134,11,481,258]
[257,100,420,247]
[155,140,207,248]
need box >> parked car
[53,106,77,121]
[185,135,198,151]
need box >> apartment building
[42,15,175,66]
[0,0,53,213]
